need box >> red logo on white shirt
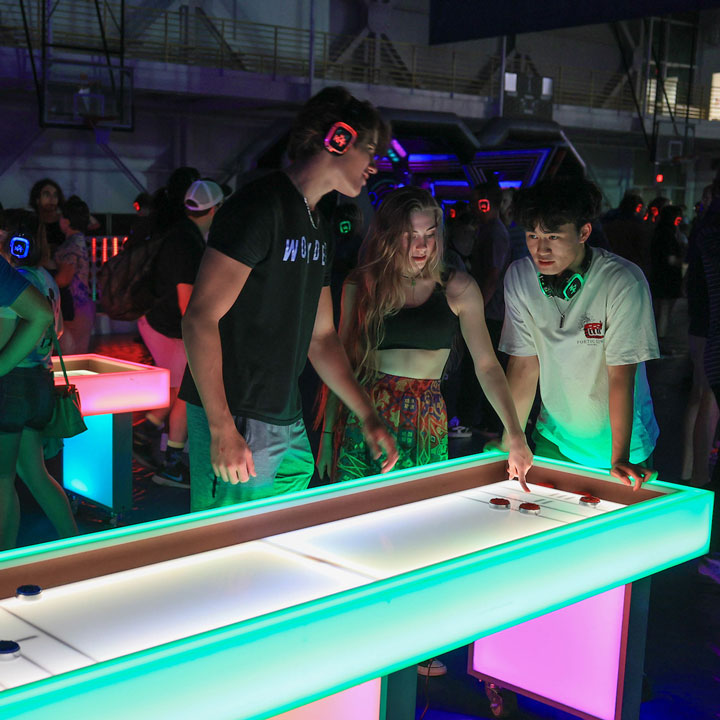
[584,322,604,339]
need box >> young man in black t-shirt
[180,87,398,511]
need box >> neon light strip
[431,179,470,187]
[390,138,407,158]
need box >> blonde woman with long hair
[317,186,533,486]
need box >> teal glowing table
[0,453,712,720]
[52,354,170,519]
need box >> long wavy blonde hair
[345,186,445,383]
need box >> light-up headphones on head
[537,246,593,301]
[338,220,352,234]
[477,198,491,213]
[324,122,358,155]
[9,235,30,260]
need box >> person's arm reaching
[503,354,540,435]
[0,285,53,376]
[309,286,398,474]
[182,248,254,485]
[451,274,533,490]
[607,363,656,490]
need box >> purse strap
[49,323,71,388]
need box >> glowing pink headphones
[324,122,358,155]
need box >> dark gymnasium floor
[13,299,720,720]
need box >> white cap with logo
[184,180,224,211]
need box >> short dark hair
[658,204,683,228]
[1,209,42,267]
[619,193,644,216]
[62,195,91,234]
[287,86,390,161]
[513,177,602,232]
[647,196,670,215]
[29,178,65,211]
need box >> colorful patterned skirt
[335,372,448,482]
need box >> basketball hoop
[79,113,118,144]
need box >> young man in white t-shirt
[498,176,659,490]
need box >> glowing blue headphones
[9,235,31,260]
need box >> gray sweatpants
[186,402,314,513]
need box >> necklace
[549,295,576,329]
[303,197,318,230]
[401,273,421,287]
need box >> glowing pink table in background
[470,583,648,720]
[52,354,169,521]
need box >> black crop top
[378,285,459,351]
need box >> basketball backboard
[42,59,133,131]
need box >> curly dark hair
[287,86,390,161]
[512,177,602,232]
[61,195,91,234]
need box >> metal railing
[0,0,710,121]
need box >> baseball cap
[184,180,224,211]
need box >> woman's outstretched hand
[485,433,533,492]
[316,432,334,480]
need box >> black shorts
[0,366,54,433]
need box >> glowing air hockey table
[51,354,169,519]
[0,453,712,720]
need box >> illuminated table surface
[52,354,169,517]
[0,453,712,720]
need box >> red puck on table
[519,502,541,515]
[579,495,601,506]
[489,497,510,510]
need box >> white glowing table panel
[0,542,368,690]
[268,480,624,579]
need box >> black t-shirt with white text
[179,172,333,424]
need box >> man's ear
[579,222,592,244]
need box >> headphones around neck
[324,121,358,155]
[9,235,31,260]
[537,246,593,300]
